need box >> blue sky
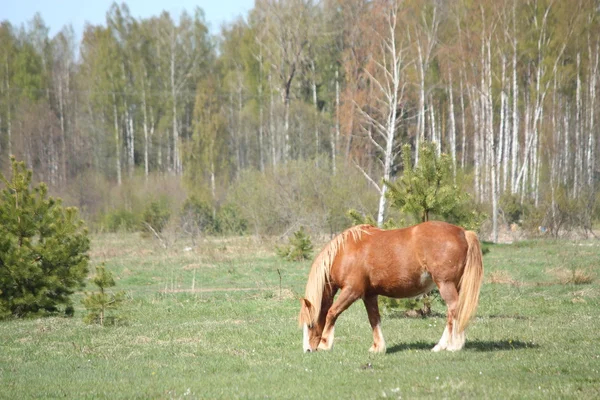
[0,0,255,37]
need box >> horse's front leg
[318,287,359,351]
[363,295,386,353]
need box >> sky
[0,0,255,37]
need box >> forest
[1,0,599,240]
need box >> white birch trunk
[486,40,498,243]
[563,101,570,187]
[269,73,277,168]
[448,72,457,177]
[498,54,507,195]
[170,49,180,175]
[510,4,519,194]
[416,41,425,166]
[460,74,467,170]
[333,68,339,175]
[141,72,150,180]
[376,7,403,227]
[112,94,122,186]
[257,50,265,173]
[574,53,582,198]
[469,86,481,202]
[311,60,319,166]
[587,40,598,188]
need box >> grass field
[1,233,600,399]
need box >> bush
[0,157,90,318]
[380,290,441,317]
[180,196,216,239]
[141,200,171,234]
[103,209,139,232]
[276,227,314,261]
[520,185,595,238]
[229,159,377,236]
[216,203,248,235]
[500,193,526,226]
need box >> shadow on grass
[465,340,538,352]
[386,340,538,354]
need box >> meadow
[1,233,599,399]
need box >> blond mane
[299,224,373,327]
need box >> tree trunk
[510,5,519,194]
[448,72,457,178]
[587,40,598,189]
[574,53,582,198]
[310,60,320,166]
[333,69,339,175]
[170,48,181,175]
[112,95,122,186]
[141,72,150,180]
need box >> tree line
[0,0,599,239]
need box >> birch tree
[354,0,409,227]
[255,0,312,163]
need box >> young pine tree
[82,264,125,326]
[0,157,89,319]
[385,142,485,230]
[276,227,314,261]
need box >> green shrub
[142,200,171,233]
[216,203,248,235]
[82,264,125,325]
[180,196,216,235]
[229,160,378,236]
[103,209,139,232]
[380,290,441,317]
[276,227,314,261]
[0,157,90,319]
[499,193,532,226]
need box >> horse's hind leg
[318,287,359,351]
[433,282,465,352]
[363,295,386,353]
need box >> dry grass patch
[548,267,595,285]
[487,270,520,286]
[182,263,214,270]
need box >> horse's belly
[374,271,436,299]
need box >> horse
[298,221,484,353]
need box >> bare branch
[353,160,383,195]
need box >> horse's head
[299,298,322,352]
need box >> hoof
[431,344,445,352]
[446,344,463,352]
[369,344,386,353]
[318,340,333,351]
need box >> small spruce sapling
[82,264,125,325]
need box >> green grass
[1,234,600,399]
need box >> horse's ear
[298,298,314,327]
[300,298,313,309]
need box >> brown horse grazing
[299,221,484,353]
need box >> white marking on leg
[447,319,465,351]
[432,325,450,352]
[303,324,311,353]
[369,324,386,353]
[318,326,335,351]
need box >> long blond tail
[456,230,484,332]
